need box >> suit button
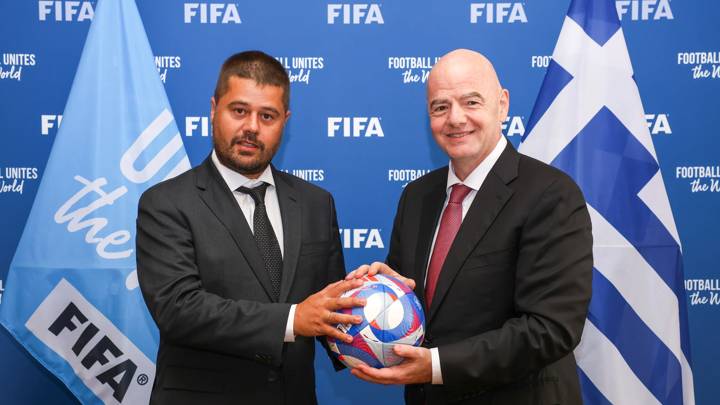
[268,370,279,382]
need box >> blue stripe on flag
[552,107,685,302]
[524,60,574,141]
[551,107,690,358]
[567,0,621,46]
[578,367,613,405]
[588,269,683,403]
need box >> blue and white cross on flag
[519,0,693,404]
[0,0,189,403]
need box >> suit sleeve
[136,187,291,367]
[320,193,349,371]
[439,175,593,388]
[386,185,408,272]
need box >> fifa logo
[327,117,384,138]
[339,228,384,249]
[615,0,673,21]
[41,114,63,135]
[645,114,671,135]
[502,116,525,137]
[327,4,384,24]
[48,302,141,401]
[38,1,94,22]
[470,3,528,24]
[184,3,241,24]
[185,116,210,137]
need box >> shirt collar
[211,150,276,191]
[446,135,507,192]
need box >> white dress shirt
[427,135,507,384]
[211,152,297,342]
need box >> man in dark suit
[348,49,593,404]
[136,51,364,405]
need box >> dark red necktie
[425,183,472,307]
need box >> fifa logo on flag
[184,3,241,24]
[38,1,94,22]
[26,280,154,403]
[470,3,528,24]
[615,0,673,21]
[327,117,384,138]
[339,229,384,249]
[327,4,384,24]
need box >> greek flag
[519,0,694,404]
[0,0,189,403]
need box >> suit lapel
[427,144,519,324]
[195,158,277,301]
[414,169,448,314]
[273,168,301,303]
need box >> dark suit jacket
[387,143,593,405]
[136,157,345,405]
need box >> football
[327,274,425,368]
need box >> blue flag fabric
[0,0,189,403]
[519,1,694,404]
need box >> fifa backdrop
[1,1,718,404]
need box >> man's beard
[214,130,277,176]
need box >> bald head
[426,49,509,180]
[428,49,502,100]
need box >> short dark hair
[213,50,290,111]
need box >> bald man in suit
[349,49,593,405]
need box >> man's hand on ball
[351,345,432,385]
[294,279,365,343]
[346,262,416,290]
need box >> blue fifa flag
[519,0,693,404]
[0,0,190,403]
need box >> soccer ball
[327,274,425,368]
